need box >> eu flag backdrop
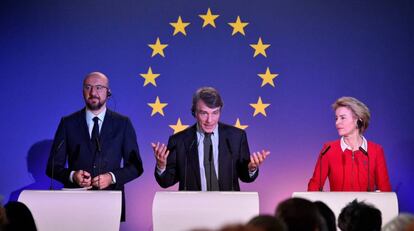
[1,0,413,230]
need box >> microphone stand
[49,140,65,190]
[95,137,102,189]
[185,139,196,191]
[318,145,331,191]
[209,144,213,191]
[359,147,370,191]
[226,139,234,191]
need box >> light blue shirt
[85,108,106,138]
[196,124,219,191]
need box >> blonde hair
[332,97,371,134]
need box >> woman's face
[335,106,359,137]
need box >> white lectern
[152,191,259,231]
[292,192,398,228]
[18,190,122,231]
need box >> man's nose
[89,86,98,95]
[206,114,212,123]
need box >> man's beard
[86,98,105,110]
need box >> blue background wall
[1,0,413,230]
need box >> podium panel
[18,190,121,231]
[292,192,398,228]
[153,191,259,231]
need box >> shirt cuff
[69,171,75,183]
[248,169,257,178]
[108,172,116,184]
[156,166,166,175]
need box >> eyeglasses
[83,84,109,93]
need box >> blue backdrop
[1,0,413,230]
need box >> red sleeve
[375,145,392,191]
[308,144,330,191]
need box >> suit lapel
[77,108,94,154]
[99,109,113,153]
[186,124,201,190]
[218,123,228,190]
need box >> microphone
[209,144,213,190]
[318,145,331,191]
[95,137,102,189]
[185,139,196,191]
[208,144,213,162]
[49,140,65,190]
[226,138,234,191]
[359,146,370,191]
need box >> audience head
[275,197,325,231]
[338,199,381,231]
[4,201,37,231]
[0,203,7,231]
[382,213,414,231]
[247,215,287,231]
[314,201,336,231]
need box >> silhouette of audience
[338,200,381,231]
[382,213,414,231]
[275,197,326,231]
[247,215,287,231]
[0,203,7,231]
[314,201,336,231]
[3,201,37,231]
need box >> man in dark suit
[46,72,143,221]
[152,87,269,191]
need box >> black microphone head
[359,146,368,156]
[321,145,331,156]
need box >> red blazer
[308,140,391,191]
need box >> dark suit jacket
[155,123,258,191]
[46,108,144,221]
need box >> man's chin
[86,102,103,111]
[202,126,215,133]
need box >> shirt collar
[340,136,368,152]
[85,107,107,123]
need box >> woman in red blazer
[308,97,391,192]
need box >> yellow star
[169,118,189,134]
[250,97,270,117]
[258,67,279,87]
[148,96,168,116]
[148,37,168,57]
[250,37,270,57]
[228,16,249,36]
[199,8,219,28]
[234,118,248,130]
[170,16,190,36]
[140,67,160,87]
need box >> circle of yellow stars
[139,8,280,134]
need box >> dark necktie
[203,133,219,191]
[91,117,100,142]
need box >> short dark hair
[247,215,287,231]
[314,201,336,231]
[4,201,37,231]
[338,200,382,231]
[275,198,324,231]
[191,87,223,116]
